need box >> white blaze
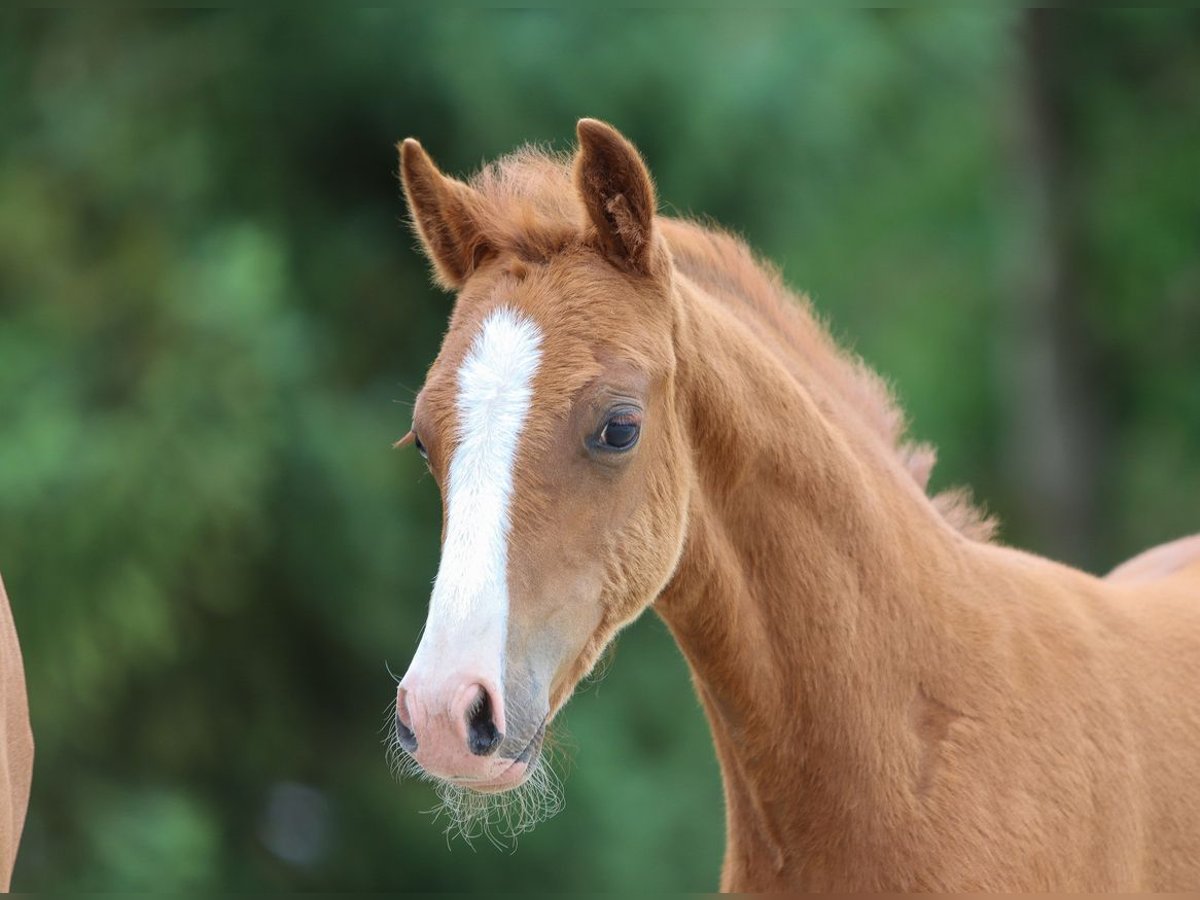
[407,307,543,701]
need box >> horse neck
[655,272,978,884]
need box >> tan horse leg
[0,575,33,892]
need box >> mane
[464,148,996,542]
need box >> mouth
[447,723,547,794]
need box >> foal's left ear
[574,119,660,276]
[399,138,490,291]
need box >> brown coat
[0,575,32,891]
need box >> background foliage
[1,9,1197,891]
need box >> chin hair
[383,704,566,848]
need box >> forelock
[463,146,583,263]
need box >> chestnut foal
[390,119,1200,891]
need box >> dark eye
[597,414,641,451]
[413,433,428,460]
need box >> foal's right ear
[573,119,660,276]
[399,139,490,291]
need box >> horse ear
[399,138,490,291]
[573,119,659,276]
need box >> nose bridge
[398,482,516,762]
[396,519,514,770]
[398,566,510,767]
[398,307,543,774]
[400,541,510,702]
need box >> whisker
[384,660,402,685]
[393,381,420,402]
[581,641,617,691]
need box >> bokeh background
[2,9,1198,891]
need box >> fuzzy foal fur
[398,119,1200,891]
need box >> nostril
[395,714,417,753]
[465,685,502,757]
[395,689,418,753]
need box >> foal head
[392,121,691,821]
